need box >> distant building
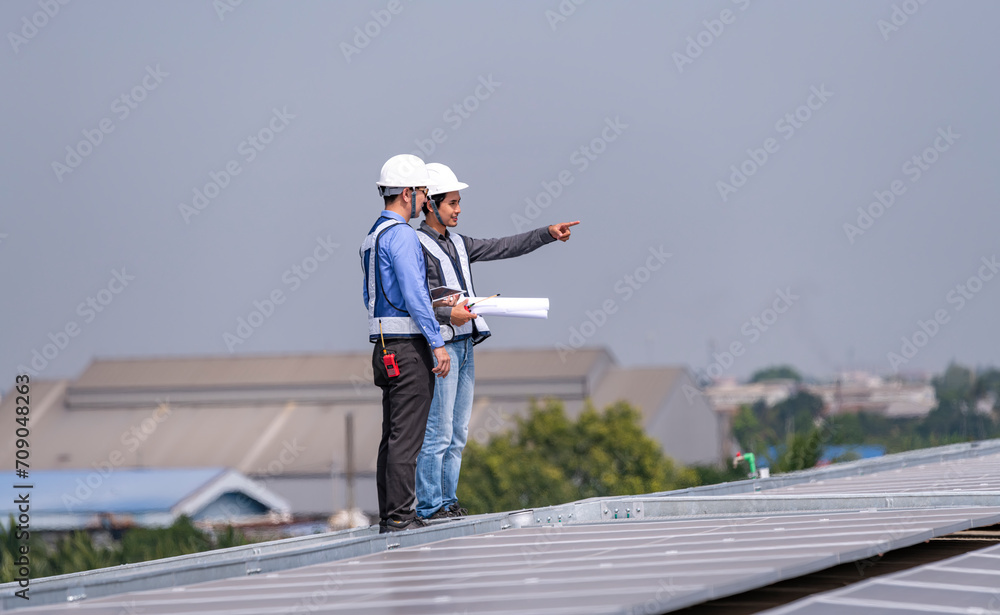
[0,468,290,533]
[0,349,722,517]
[704,372,937,419]
[703,379,799,414]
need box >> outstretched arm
[465,221,580,262]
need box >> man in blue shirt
[361,154,451,533]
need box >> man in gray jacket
[414,162,578,519]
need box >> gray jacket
[417,221,556,327]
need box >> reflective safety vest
[417,230,491,344]
[361,217,423,342]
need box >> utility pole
[345,412,355,512]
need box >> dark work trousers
[372,337,435,523]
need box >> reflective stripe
[373,316,423,337]
[418,232,471,341]
[449,234,490,337]
[417,231,490,342]
[362,219,423,339]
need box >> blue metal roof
[2,468,226,515]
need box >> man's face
[434,191,461,227]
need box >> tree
[933,363,974,402]
[749,365,802,383]
[0,517,253,582]
[457,399,698,514]
[772,427,823,473]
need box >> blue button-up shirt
[363,211,444,348]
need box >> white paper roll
[467,297,549,319]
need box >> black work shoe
[379,516,429,533]
[426,506,454,520]
[447,503,469,517]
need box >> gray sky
[2,0,998,385]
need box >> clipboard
[430,286,464,301]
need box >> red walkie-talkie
[383,352,399,377]
[379,320,399,378]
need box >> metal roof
[8,507,1000,614]
[4,440,1000,613]
[68,348,614,392]
[758,542,1000,614]
[0,468,290,531]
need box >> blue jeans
[416,338,475,518]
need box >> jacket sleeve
[464,226,556,262]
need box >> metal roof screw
[546,516,551,523]
[558,515,562,522]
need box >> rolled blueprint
[467,297,549,319]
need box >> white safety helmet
[426,163,469,196]
[376,154,432,197]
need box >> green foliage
[772,427,823,473]
[0,517,255,582]
[119,516,215,564]
[690,463,746,486]
[732,362,1000,475]
[458,399,698,514]
[749,365,802,383]
[933,363,974,402]
[733,392,825,463]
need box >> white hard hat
[426,163,469,196]
[376,154,432,196]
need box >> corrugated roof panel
[14,507,1000,614]
[763,452,1000,495]
[759,543,1000,614]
